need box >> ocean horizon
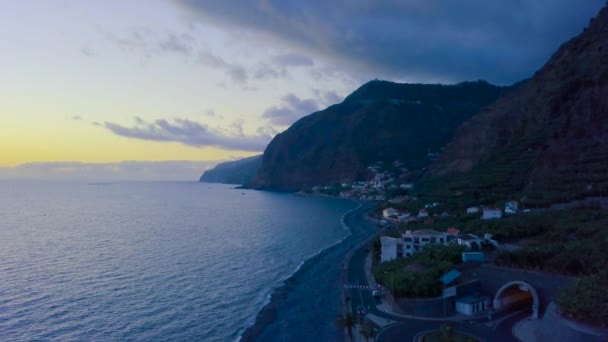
[0,180,371,341]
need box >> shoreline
[239,200,378,341]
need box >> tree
[438,323,455,341]
[336,312,355,339]
[359,319,375,342]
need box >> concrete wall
[396,280,482,318]
[455,301,472,316]
[532,303,608,341]
[396,296,451,317]
[380,237,398,263]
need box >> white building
[382,207,399,219]
[380,236,399,262]
[455,296,490,316]
[466,206,480,214]
[482,207,503,220]
[401,229,448,257]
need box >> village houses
[379,228,498,263]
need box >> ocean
[0,181,375,341]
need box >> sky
[0,0,604,180]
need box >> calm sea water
[0,181,358,341]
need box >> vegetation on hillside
[556,270,608,327]
[250,80,505,190]
[423,324,478,342]
[372,244,466,298]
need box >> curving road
[346,246,524,341]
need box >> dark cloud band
[175,0,604,84]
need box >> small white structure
[382,207,399,219]
[457,233,484,250]
[466,206,480,214]
[380,236,399,262]
[455,296,490,316]
[505,201,518,214]
[418,209,429,218]
[482,207,503,220]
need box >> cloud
[105,28,197,59]
[202,109,224,119]
[105,27,316,84]
[80,47,95,57]
[273,52,314,67]
[253,63,287,80]
[103,117,273,152]
[262,93,320,126]
[226,65,248,82]
[322,91,342,105]
[105,28,152,54]
[313,89,343,106]
[0,160,220,181]
[71,115,83,121]
[196,50,249,82]
[158,32,196,55]
[174,0,605,84]
[252,52,314,80]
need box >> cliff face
[248,80,504,191]
[427,5,608,205]
[199,155,262,185]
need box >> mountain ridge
[248,80,506,191]
[425,5,608,206]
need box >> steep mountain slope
[248,81,505,191]
[427,5,608,207]
[199,155,262,184]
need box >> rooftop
[380,236,399,245]
[405,229,445,236]
[458,233,481,241]
[439,269,462,285]
[447,227,460,235]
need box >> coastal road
[346,246,521,341]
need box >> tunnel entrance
[493,281,539,319]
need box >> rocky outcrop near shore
[199,155,261,185]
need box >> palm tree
[359,319,375,342]
[336,312,355,339]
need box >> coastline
[239,200,378,341]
